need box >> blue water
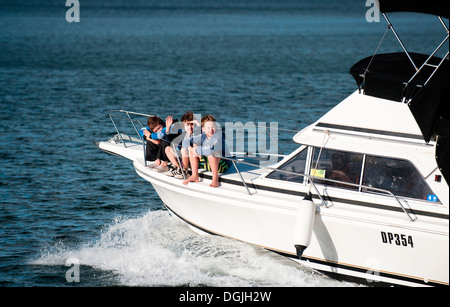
[0,0,446,287]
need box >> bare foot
[210,178,220,188]
[183,174,199,185]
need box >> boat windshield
[265,147,307,183]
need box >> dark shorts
[199,156,230,173]
[145,140,160,161]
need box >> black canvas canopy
[378,0,449,19]
[350,52,448,103]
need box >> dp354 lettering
[381,231,414,248]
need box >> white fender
[293,193,316,258]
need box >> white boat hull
[132,158,449,287]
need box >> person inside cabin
[164,111,200,179]
[140,115,172,172]
[182,114,231,188]
[329,152,353,188]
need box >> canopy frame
[360,12,449,102]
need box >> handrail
[101,109,155,148]
[101,109,293,154]
[101,109,155,119]
[219,156,416,222]
[101,109,416,222]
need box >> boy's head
[201,115,217,138]
[181,111,194,123]
[147,116,164,132]
[181,111,195,134]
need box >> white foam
[33,210,356,287]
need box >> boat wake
[32,209,356,287]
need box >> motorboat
[95,2,448,286]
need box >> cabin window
[266,148,307,183]
[309,148,363,190]
[362,155,436,201]
[266,146,437,202]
